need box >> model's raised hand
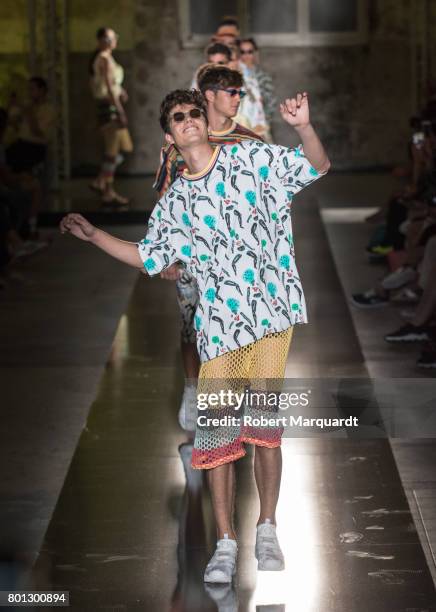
[280,92,310,129]
[59,213,96,241]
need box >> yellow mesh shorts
[101,124,133,158]
[191,328,293,470]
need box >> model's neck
[180,142,215,175]
[207,107,233,133]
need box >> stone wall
[0,0,434,173]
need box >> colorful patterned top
[254,66,276,124]
[153,122,263,198]
[235,63,270,141]
[138,141,324,363]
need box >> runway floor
[25,193,436,610]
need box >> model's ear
[204,89,215,104]
[165,131,175,145]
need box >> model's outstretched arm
[60,213,144,270]
[280,92,331,174]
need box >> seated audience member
[0,108,46,252]
[5,77,55,174]
[340,92,436,371]
[351,193,436,308]
[367,118,436,225]
[384,233,436,348]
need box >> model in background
[190,42,232,89]
[215,16,240,41]
[89,27,133,207]
[204,19,271,140]
[239,38,277,133]
[232,44,271,142]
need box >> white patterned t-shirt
[138,141,323,363]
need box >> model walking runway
[2,7,436,612]
[32,196,436,611]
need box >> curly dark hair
[159,89,208,134]
[197,65,243,96]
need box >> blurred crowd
[351,94,436,370]
[0,77,54,287]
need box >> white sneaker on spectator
[400,308,416,320]
[178,385,198,432]
[381,266,417,291]
[255,519,285,571]
[350,289,389,308]
[204,535,237,583]
[390,287,420,303]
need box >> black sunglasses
[213,87,247,98]
[170,108,204,123]
[240,49,254,55]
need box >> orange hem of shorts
[191,449,246,470]
[240,437,281,448]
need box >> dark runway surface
[29,196,436,610]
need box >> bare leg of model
[207,462,237,540]
[100,156,129,206]
[94,126,130,205]
[254,445,282,525]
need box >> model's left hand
[280,92,309,129]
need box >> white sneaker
[204,583,238,612]
[204,535,237,583]
[400,308,416,320]
[381,266,416,291]
[178,385,198,432]
[255,520,285,571]
[390,287,420,303]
